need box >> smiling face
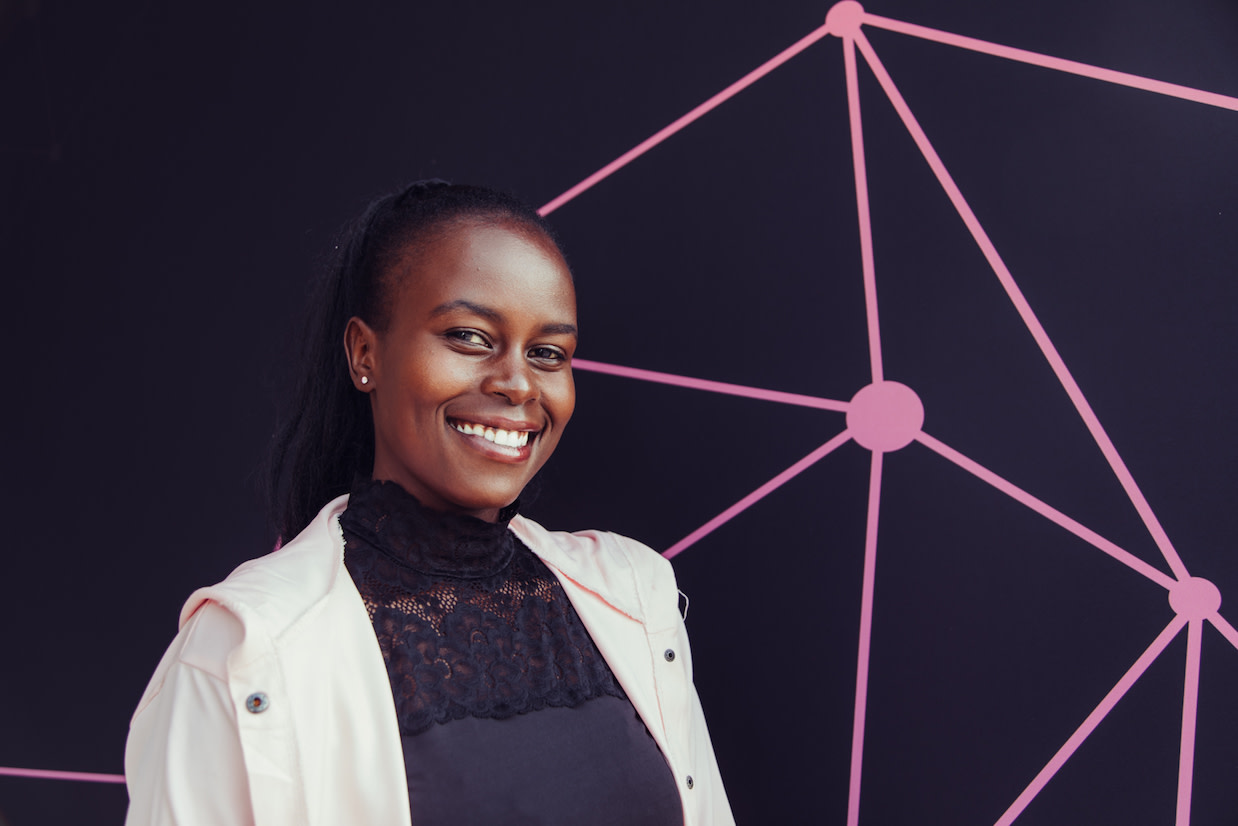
[344,218,577,521]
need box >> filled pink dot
[847,381,924,452]
[1168,577,1222,620]
[825,1,865,38]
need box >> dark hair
[265,180,563,542]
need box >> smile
[450,420,533,448]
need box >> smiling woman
[120,181,734,826]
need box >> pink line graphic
[0,766,126,784]
[862,14,1238,113]
[853,29,1193,584]
[662,430,852,559]
[537,22,834,217]
[572,358,850,411]
[994,616,1188,826]
[843,35,884,385]
[542,6,1235,822]
[916,431,1176,589]
[1208,613,1238,653]
[847,449,884,826]
[1176,619,1204,826]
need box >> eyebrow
[430,299,578,337]
[431,299,500,322]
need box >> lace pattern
[341,480,628,736]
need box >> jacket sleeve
[124,602,255,826]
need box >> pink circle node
[825,1,865,38]
[1168,577,1222,619]
[846,381,924,452]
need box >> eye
[446,329,490,348]
[528,345,569,365]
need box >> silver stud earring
[361,376,369,385]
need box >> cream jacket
[124,496,734,825]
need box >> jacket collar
[181,496,647,635]
[509,515,644,622]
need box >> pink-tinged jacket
[124,495,734,825]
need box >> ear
[343,316,379,392]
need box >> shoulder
[171,495,352,673]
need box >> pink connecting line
[916,432,1176,589]
[573,358,849,411]
[0,766,125,784]
[863,14,1238,113]
[537,22,834,217]
[1176,618,1205,826]
[843,35,884,384]
[1210,613,1238,650]
[846,450,884,826]
[662,430,852,559]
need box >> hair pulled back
[266,180,562,542]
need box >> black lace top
[340,480,682,825]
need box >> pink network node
[5,7,1236,826]
[846,382,923,452]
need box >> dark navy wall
[3,1,1236,823]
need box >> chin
[446,481,528,515]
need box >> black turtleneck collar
[340,479,519,579]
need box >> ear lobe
[343,316,378,391]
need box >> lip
[446,416,542,463]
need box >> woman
[123,181,734,825]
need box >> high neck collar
[340,479,519,579]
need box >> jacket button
[664,649,676,662]
[686,775,694,790]
[245,692,270,714]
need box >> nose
[482,351,538,405]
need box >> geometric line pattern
[4,8,1235,823]
[542,4,1238,824]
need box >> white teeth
[452,421,531,448]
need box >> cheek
[551,373,576,425]
[398,352,470,417]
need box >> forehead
[391,220,576,326]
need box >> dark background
[3,0,1237,823]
